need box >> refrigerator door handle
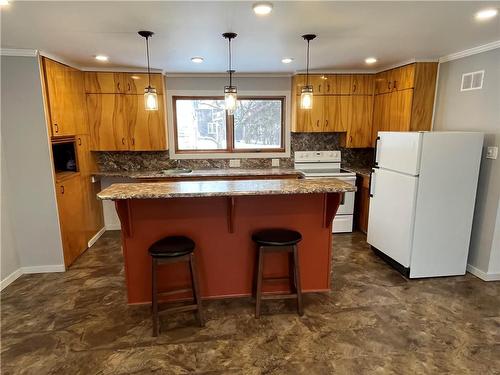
[373,136,380,167]
[369,169,375,197]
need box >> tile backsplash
[95,133,374,172]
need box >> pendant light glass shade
[144,86,158,111]
[138,30,158,111]
[300,85,313,109]
[301,34,317,110]
[223,32,237,115]
[224,86,237,115]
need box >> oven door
[304,176,355,214]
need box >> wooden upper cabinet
[375,64,416,94]
[85,72,164,94]
[347,95,373,148]
[295,96,325,132]
[351,75,374,95]
[87,94,129,151]
[121,73,164,95]
[325,96,350,132]
[124,94,167,150]
[43,58,87,136]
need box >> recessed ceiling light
[281,57,293,64]
[475,8,498,21]
[365,57,377,64]
[0,0,9,6]
[191,57,204,63]
[95,55,109,62]
[253,2,273,15]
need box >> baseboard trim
[467,264,500,281]
[106,223,122,231]
[0,269,23,291]
[21,265,66,274]
[88,227,106,248]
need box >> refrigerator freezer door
[376,132,423,176]
[367,168,419,267]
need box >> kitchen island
[98,179,356,304]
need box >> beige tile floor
[1,231,499,374]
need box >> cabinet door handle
[131,138,135,146]
[54,123,59,133]
[388,81,392,90]
[318,84,321,93]
[316,120,320,127]
[121,137,126,145]
[327,84,330,92]
[127,83,131,92]
[353,83,357,93]
[77,137,82,146]
[117,82,121,92]
[60,185,65,195]
[325,120,328,127]
[393,80,397,90]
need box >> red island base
[115,193,341,304]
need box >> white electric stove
[294,151,356,233]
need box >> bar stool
[148,235,204,337]
[252,229,303,318]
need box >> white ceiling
[1,1,499,73]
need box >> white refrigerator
[367,131,483,278]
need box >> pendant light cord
[228,37,233,87]
[146,36,151,88]
[306,39,310,86]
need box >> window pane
[233,99,283,149]
[175,99,227,150]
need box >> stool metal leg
[152,258,159,337]
[189,253,205,327]
[293,245,303,316]
[255,246,264,319]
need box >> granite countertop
[98,178,356,200]
[93,168,304,179]
[343,166,372,177]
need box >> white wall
[433,48,500,280]
[1,55,65,288]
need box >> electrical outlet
[486,146,498,160]
[229,159,241,168]
[271,159,280,167]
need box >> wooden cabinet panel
[122,73,164,95]
[125,94,167,150]
[372,93,390,140]
[87,94,129,150]
[325,96,350,132]
[55,176,87,267]
[295,96,325,132]
[351,75,374,95]
[43,58,87,136]
[84,72,124,94]
[375,71,390,94]
[347,95,373,148]
[355,174,370,234]
[393,89,414,131]
[394,64,415,91]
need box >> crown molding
[439,40,500,63]
[80,66,163,74]
[165,72,292,78]
[0,48,38,57]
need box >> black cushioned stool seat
[148,235,203,336]
[252,228,303,318]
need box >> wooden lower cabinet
[355,174,371,234]
[55,175,87,267]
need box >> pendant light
[300,34,317,110]
[223,32,238,115]
[138,30,158,111]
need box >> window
[173,96,285,153]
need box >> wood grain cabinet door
[351,75,375,95]
[347,95,373,147]
[295,96,325,132]
[393,89,414,132]
[86,94,129,150]
[84,72,124,94]
[122,73,164,95]
[374,71,390,94]
[124,94,167,151]
[395,64,415,91]
[43,58,78,137]
[56,176,87,267]
[325,96,350,132]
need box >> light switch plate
[271,159,280,167]
[486,146,498,160]
[229,159,241,168]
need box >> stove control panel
[294,151,341,163]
